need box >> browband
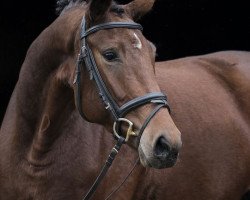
[81,21,143,39]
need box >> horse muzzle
[138,134,181,169]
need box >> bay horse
[0,0,249,200]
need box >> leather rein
[74,16,171,200]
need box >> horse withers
[0,0,181,199]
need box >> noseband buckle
[113,118,138,142]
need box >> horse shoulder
[195,51,250,121]
[155,51,250,198]
[156,50,250,121]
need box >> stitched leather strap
[76,16,172,200]
[81,21,143,39]
[82,137,125,200]
[76,17,170,121]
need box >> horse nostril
[154,136,170,159]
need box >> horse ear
[125,0,155,21]
[86,0,112,23]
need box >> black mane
[56,0,85,15]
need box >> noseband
[74,16,171,200]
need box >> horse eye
[102,51,118,61]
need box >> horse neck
[1,8,94,160]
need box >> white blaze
[133,33,142,49]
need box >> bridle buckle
[113,118,138,142]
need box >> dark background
[1,0,250,123]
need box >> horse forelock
[56,0,86,15]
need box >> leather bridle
[74,16,171,200]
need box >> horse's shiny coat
[0,0,250,199]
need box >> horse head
[62,0,182,169]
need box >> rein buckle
[113,118,138,142]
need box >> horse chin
[138,144,178,169]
